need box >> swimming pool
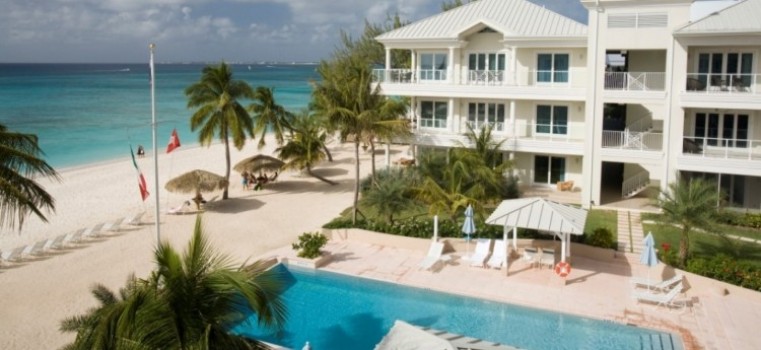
[232,264,682,349]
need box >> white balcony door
[534,155,566,185]
[467,102,505,131]
[694,112,749,148]
[420,53,448,81]
[468,53,505,84]
[697,52,753,88]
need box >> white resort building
[373,0,761,211]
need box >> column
[385,48,391,82]
[411,50,416,82]
[509,100,516,137]
[448,98,455,133]
[448,47,455,84]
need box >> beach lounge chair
[486,239,507,269]
[630,274,683,292]
[126,212,145,226]
[467,239,492,268]
[82,223,105,240]
[633,282,684,308]
[62,228,86,245]
[22,240,47,257]
[41,234,67,252]
[523,247,539,268]
[102,217,125,233]
[167,201,193,215]
[1,245,27,263]
[539,248,555,269]
[418,242,446,271]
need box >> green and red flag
[130,145,150,201]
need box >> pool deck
[268,235,761,350]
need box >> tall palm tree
[185,62,255,200]
[0,123,59,230]
[312,54,405,223]
[249,86,293,149]
[361,170,413,223]
[362,99,410,181]
[653,178,720,267]
[459,123,509,170]
[277,111,336,185]
[61,217,287,349]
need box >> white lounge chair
[63,228,86,245]
[82,223,105,240]
[102,217,125,233]
[539,248,555,269]
[418,242,446,271]
[1,245,27,263]
[486,239,507,269]
[126,212,145,226]
[39,234,67,254]
[167,201,194,215]
[633,282,684,308]
[466,239,492,268]
[523,247,539,268]
[23,240,47,257]
[630,274,683,292]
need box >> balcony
[681,73,761,109]
[602,130,663,151]
[677,136,761,176]
[604,72,665,91]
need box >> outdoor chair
[126,212,145,226]
[82,223,105,240]
[418,242,447,271]
[1,245,28,263]
[102,217,125,233]
[633,282,684,308]
[41,234,67,252]
[539,248,555,269]
[467,239,492,268]
[63,228,86,245]
[523,247,539,268]
[631,274,683,292]
[486,239,507,269]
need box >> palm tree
[362,99,410,181]
[249,86,293,149]
[0,123,59,230]
[185,62,255,200]
[653,178,720,267]
[277,111,336,185]
[61,216,287,349]
[459,123,509,170]
[360,169,413,223]
[312,54,405,223]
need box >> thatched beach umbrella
[165,170,228,209]
[233,154,284,174]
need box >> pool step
[417,325,521,350]
[641,332,679,350]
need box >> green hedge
[715,211,761,229]
[659,248,761,291]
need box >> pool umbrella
[462,204,477,258]
[234,154,284,174]
[165,169,228,209]
[640,232,659,290]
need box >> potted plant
[289,232,330,268]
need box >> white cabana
[375,320,455,350]
[485,197,588,273]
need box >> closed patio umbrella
[640,232,659,290]
[462,204,477,258]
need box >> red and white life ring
[554,261,571,278]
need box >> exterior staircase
[622,170,651,199]
[617,210,645,254]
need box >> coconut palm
[312,54,405,223]
[459,123,509,170]
[360,170,413,223]
[652,178,720,267]
[61,217,287,349]
[249,86,293,149]
[185,62,255,200]
[277,110,336,185]
[0,123,59,230]
[361,100,410,181]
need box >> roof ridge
[675,0,755,33]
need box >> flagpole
[149,43,161,244]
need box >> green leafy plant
[585,228,617,250]
[292,232,329,259]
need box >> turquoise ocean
[0,63,318,169]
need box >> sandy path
[0,136,397,349]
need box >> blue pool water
[232,265,682,350]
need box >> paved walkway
[618,210,645,254]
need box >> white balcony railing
[604,72,666,91]
[682,136,761,160]
[622,170,650,198]
[685,73,760,94]
[602,130,663,151]
[419,118,448,129]
[512,123,585,142]
[465,121,505,132]
[372,68,586,88]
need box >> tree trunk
[679,224,690,267]
[323,144,334,162]
[223,131,231,200]
[370,139,377,182]
[352,140,360,224]
[306,165,337,185]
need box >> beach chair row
[0,212,145,266]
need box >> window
[420,53,448,81]
[420,101,448,128]
[537,53,569,83]
[697,52,753,88]
[468,53,506,84]
[467,102,505,131]
[534,156,565,185]
[536,105,568,135]
[694,112,749,148]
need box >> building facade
[374,0,761,211]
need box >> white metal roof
[376,0,587,42]
[677,0,761,35]
[485,197,588,235]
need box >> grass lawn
[641,213,761,241]
[643,222,761,267]
[584,209,617,236]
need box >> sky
[0,0,588,64]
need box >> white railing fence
[604,72,666,91]
[419,118,448,129]
[685,73,759,94]
[682,137,761,160]
[512,122,584,142]
[372,68,587,88]
[622,170,650,198]
[602,130,663,151]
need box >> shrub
[714,210,761,229]
[584,228,617,250]
[292,232,328,259]
[685,254,761,292]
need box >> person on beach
[241,172,249,189]
[137,145,145,158]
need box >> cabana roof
[485,197,587,235]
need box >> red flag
[130,145,150,201]
[166,128,181,153]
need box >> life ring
[554,261,571,278]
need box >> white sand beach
[0,136,386,349]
